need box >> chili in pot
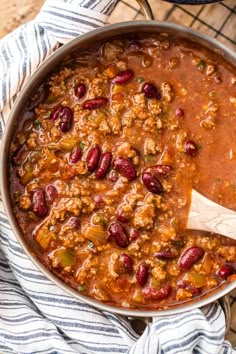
[8,33,236,310]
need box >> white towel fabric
[0,1,236,353]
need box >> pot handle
[136,0,154,20]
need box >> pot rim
[1,20,236,317]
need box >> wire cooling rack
[109,0,236,51]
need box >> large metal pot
[1,0,236,318]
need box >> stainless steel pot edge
[1,21,236,317]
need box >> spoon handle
[187,190,236,240]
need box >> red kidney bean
[188,285,201,296]
[177,280,201,296]
[50,106,63,121]
[142,82,161,99]
[93,195,105,209]
[175,107,184,117]
[154,249,176,260]
[69,146,82,164]
[69,216,81,229]
[142,172,163,194]
[95,152,112,179]
[113,157,136,180]
[116,212,129,223]
[108,170,119,182]
[177,279,187,289]
[31,188,48,217]
[59,107,73,132]
[120,254,133,273]
[136,262,149,287]
[111,70,134,85]
[218,265,235,279]
[74,83,86,99]
[147,164,173,177]
[142,284,172,300]
[130,228,140,241]
[128,40,141,51]
[107,222,129,248]
[184,140,197,157]
[214,74,222,84]
[12,144,26,165]
[86,146,101,172]
[82,97,108,110]
[179,246,204,270]
[46,185,57,203]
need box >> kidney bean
[184,140,197,157]
[95,152,112,179]
[74,83,86,99]
[175,107,184,117]
[116,212,129,223]
[177,280,201,296]
[93,195,105,209]
[108,170,119,182]
[154,249,176,260]
[214,74,222,84]
[46,185,57,203]
[218,264,235,279]
[188,285,201,296]
[50,106,63,121]
[142,82,161,99]
[86,145,101,172]
[111,70,134,85]
[107,222,129,248]
[31,188,48,217]
[82,97,108,110]
[128,40,141,51]
[143,284,172,300]
[59,107,73,132]
[69,216,81,229]
[177,279,187,289]
[120,254,133,273]
[113,157,136,180]
[136,262,149,287]
[175,107,184,118]
[147,164,173,177]
[179,246,204,270]
[142,172,163,194]
[130,228,140,241]
[69,146,82,164]
[12,144,26,165]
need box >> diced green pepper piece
[78,285,87,292]
[145,155,153,162]
[20,169,33,185]
[96,213,107,228]
[136,76,145,83]
[197,60,206,71]
[56,249,75,267]
[34,119,41,129]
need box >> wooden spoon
[187,190,236,240]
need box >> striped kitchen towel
[0,0,236,353]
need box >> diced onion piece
[35,227,56,250]
[84,225,106,245]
